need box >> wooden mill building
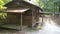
[4,0,43,27]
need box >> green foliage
[0,0,12,21]
[33,0,44,8]
[0,0,5,10]
[0,0,5,5]
[41,0,59,12]
[0,0,12,10]
[0,13,7,19]
[31,0,60,12]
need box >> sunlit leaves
[0,0,12,10]
[0,0,5,10]
[0,0,5,5]
[0,13,7,19]
[0,0,12,20]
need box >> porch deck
[0,17,60,34]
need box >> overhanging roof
[4,0,43,11]
[4,8,30,13]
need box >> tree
[0,0,12,10]
[41,0,60,12]
[28,0,60,12]
[0,0,12,20]
[0,0,5,10]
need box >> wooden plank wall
[6,10,32,27]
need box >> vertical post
[20,13,22,31]
[41,14,44,26]
[42,15,43,23]
[32,10,34,28]
[32,11,33,28]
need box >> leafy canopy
[26,0,60,12]
[0,0,12,10]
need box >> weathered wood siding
[6,9,32,27]
[5,1,41,27]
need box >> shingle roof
[4,0,43,11]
